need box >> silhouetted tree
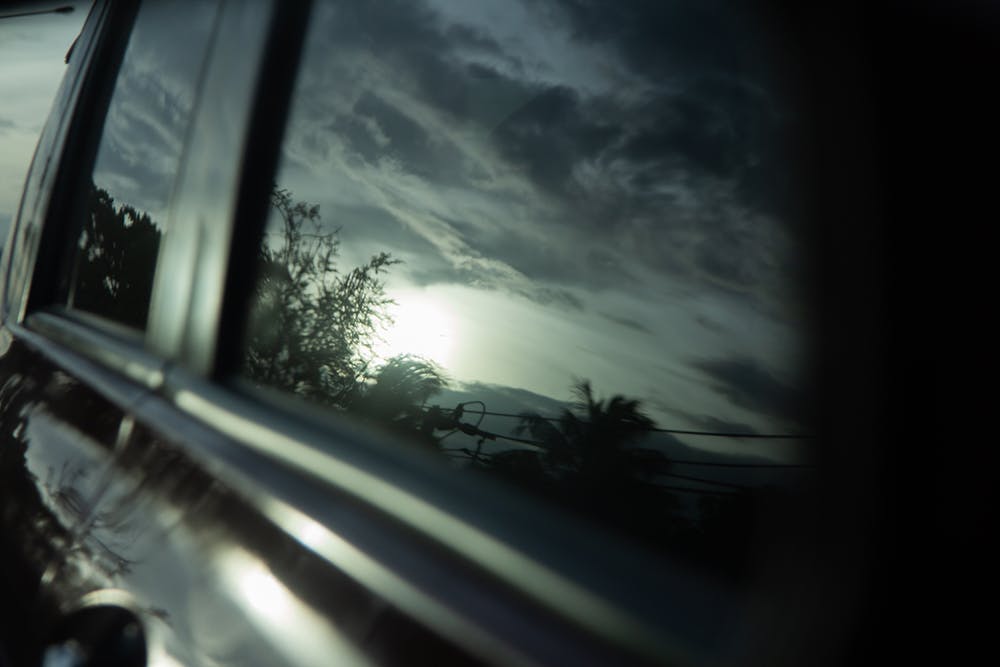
[242,187,448,434]
[68,184,161,329]
[346,354,448,446]
[243,187,398,404]
[513,380,669,485]
[70,182,447,439]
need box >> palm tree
[514,380,666,484]
[346,354,448,446]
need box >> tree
[242,187,448,430]
[513,379,668,485]
[68,184,162,329]
[346,353,448,446]
[467,380,688,554]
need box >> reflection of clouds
[96,71,192,214]
[91,0,220,221]
[287,0,796,317]
[693,356,802,427]
[276,0,805,445]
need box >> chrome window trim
[24,310,166,391]
[146,0,277,370]
[8,317,160,413]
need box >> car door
[94,1,818,666]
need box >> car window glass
[56,0,220,330]
[238,0,811,582]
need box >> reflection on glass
[66,185,162,329]
[59,0,221,329]
[240,0,810,581]
[218,547,373,667]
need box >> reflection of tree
[346,354,447,445]
[242,187,447,431]
[69,182,447,439]
[69,184,162,330]
[481,381,678,545]
[466,380,781,583]
[513,380,668,484]
[0,355,131,664]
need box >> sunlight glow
[374,292,455,366]
[219,547,373,667]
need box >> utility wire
[669,458,813,469]
[426,404,814,468]
[662,472,751,490]
[429,405,812,440]
[646,485,739,496]
[436,416,814,469]
[440,448,745,496]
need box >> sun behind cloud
[373,291,455,367]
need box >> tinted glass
[57,0,220,330]
[240,0,811,581]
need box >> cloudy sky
[0,1,90,242]
[266,0,811,462]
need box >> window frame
[145,0,287,373]
[5,0,275,387]
[25,0,140,332]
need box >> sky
[264,0,812,463]
[0,1,90,244]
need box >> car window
[54,0,221,331]
[237,0,811,582]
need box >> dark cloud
[449,222,639,293]
[312,202,442,260]
[310,0,528,128]
[0,118,15,134]
[692,356,801,424]
[538,0,776,86]
[88,0,220,217]
[601,313,652,334]
[695,314,728,334]
[621,97,737,175]
[481,81,792,305]
[663,409,760,437]
[408,262,585,311]
[492,86,619,195]
[285,0,802,316]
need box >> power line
[440,448,746,495]
[657,485,739,496]
[436,418,814,469]
[668,458,813,469]
[433,405,812,440]
[662,472,751,490]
